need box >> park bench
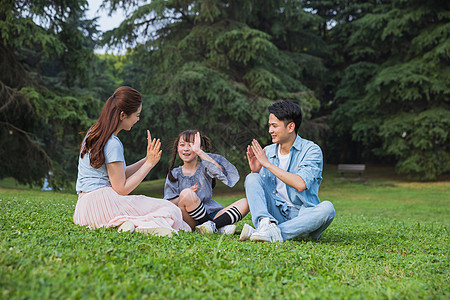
[338,164,366,176]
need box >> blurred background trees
[320,0,450,180]
[103,0,328,176]
[1,0,448,189]
[0,0,115,188]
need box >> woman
[73,86,191,236]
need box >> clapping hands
[246,139,268,173]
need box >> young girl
[73,86,191,236]
[164,130,249,234]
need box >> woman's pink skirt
[73,187,191,232]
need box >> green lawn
[1,165,449,299]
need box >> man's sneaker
[117,220,135,233]
[250,220,283,243]
[255,217,271,233]
[195,220,217,234]
[135,227,176,237]
[218,224,237,235]
[239,223,256,241]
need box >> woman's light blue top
[76,134,126,194]
[164,154,239,214]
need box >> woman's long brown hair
[80,86,142,169]
[168,130,215,187]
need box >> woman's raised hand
[190,132,202,154]
[146,130,162,167]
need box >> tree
[102,0,327,175]
[327,0,450,179]
[0,0,107,188]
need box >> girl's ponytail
[200,134,216,189]
[202,135,212,153]
[167,136,179,182]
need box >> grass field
[1,165,449,299]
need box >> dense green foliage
[0,0,117,188]
[103,0,327,176]
[1,170,448,298]
[0,0,449,185]
[320,0,450,179]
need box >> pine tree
[0,0,106,188]
[102,0,327,174]
[328,0,450,179]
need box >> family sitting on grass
[73,86,335,243]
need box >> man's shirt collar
[269,135,302,158]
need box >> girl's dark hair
[80,86,142,168]
[168,130,215,187]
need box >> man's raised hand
[250,139,270,168]
[246,144,262,173]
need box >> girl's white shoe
[195,220,217,234]
[218,224,237,235]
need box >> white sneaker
[218,224,236,235]
[195,220,217,234]
[256,217,271,232]
[135,227,176,237]
[250,218,283,243]
[239,223,256,241]
[117,220,135,233]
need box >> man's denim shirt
[259,135,323,215]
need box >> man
[240,101,335,243]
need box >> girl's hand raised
[146,130,162,168]
[190,132,202,154]
[189,132,223,171]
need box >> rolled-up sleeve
[163,174,180,200]
[295,144,323,190]
[202,154,240,187]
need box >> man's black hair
[268,101,302,134]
